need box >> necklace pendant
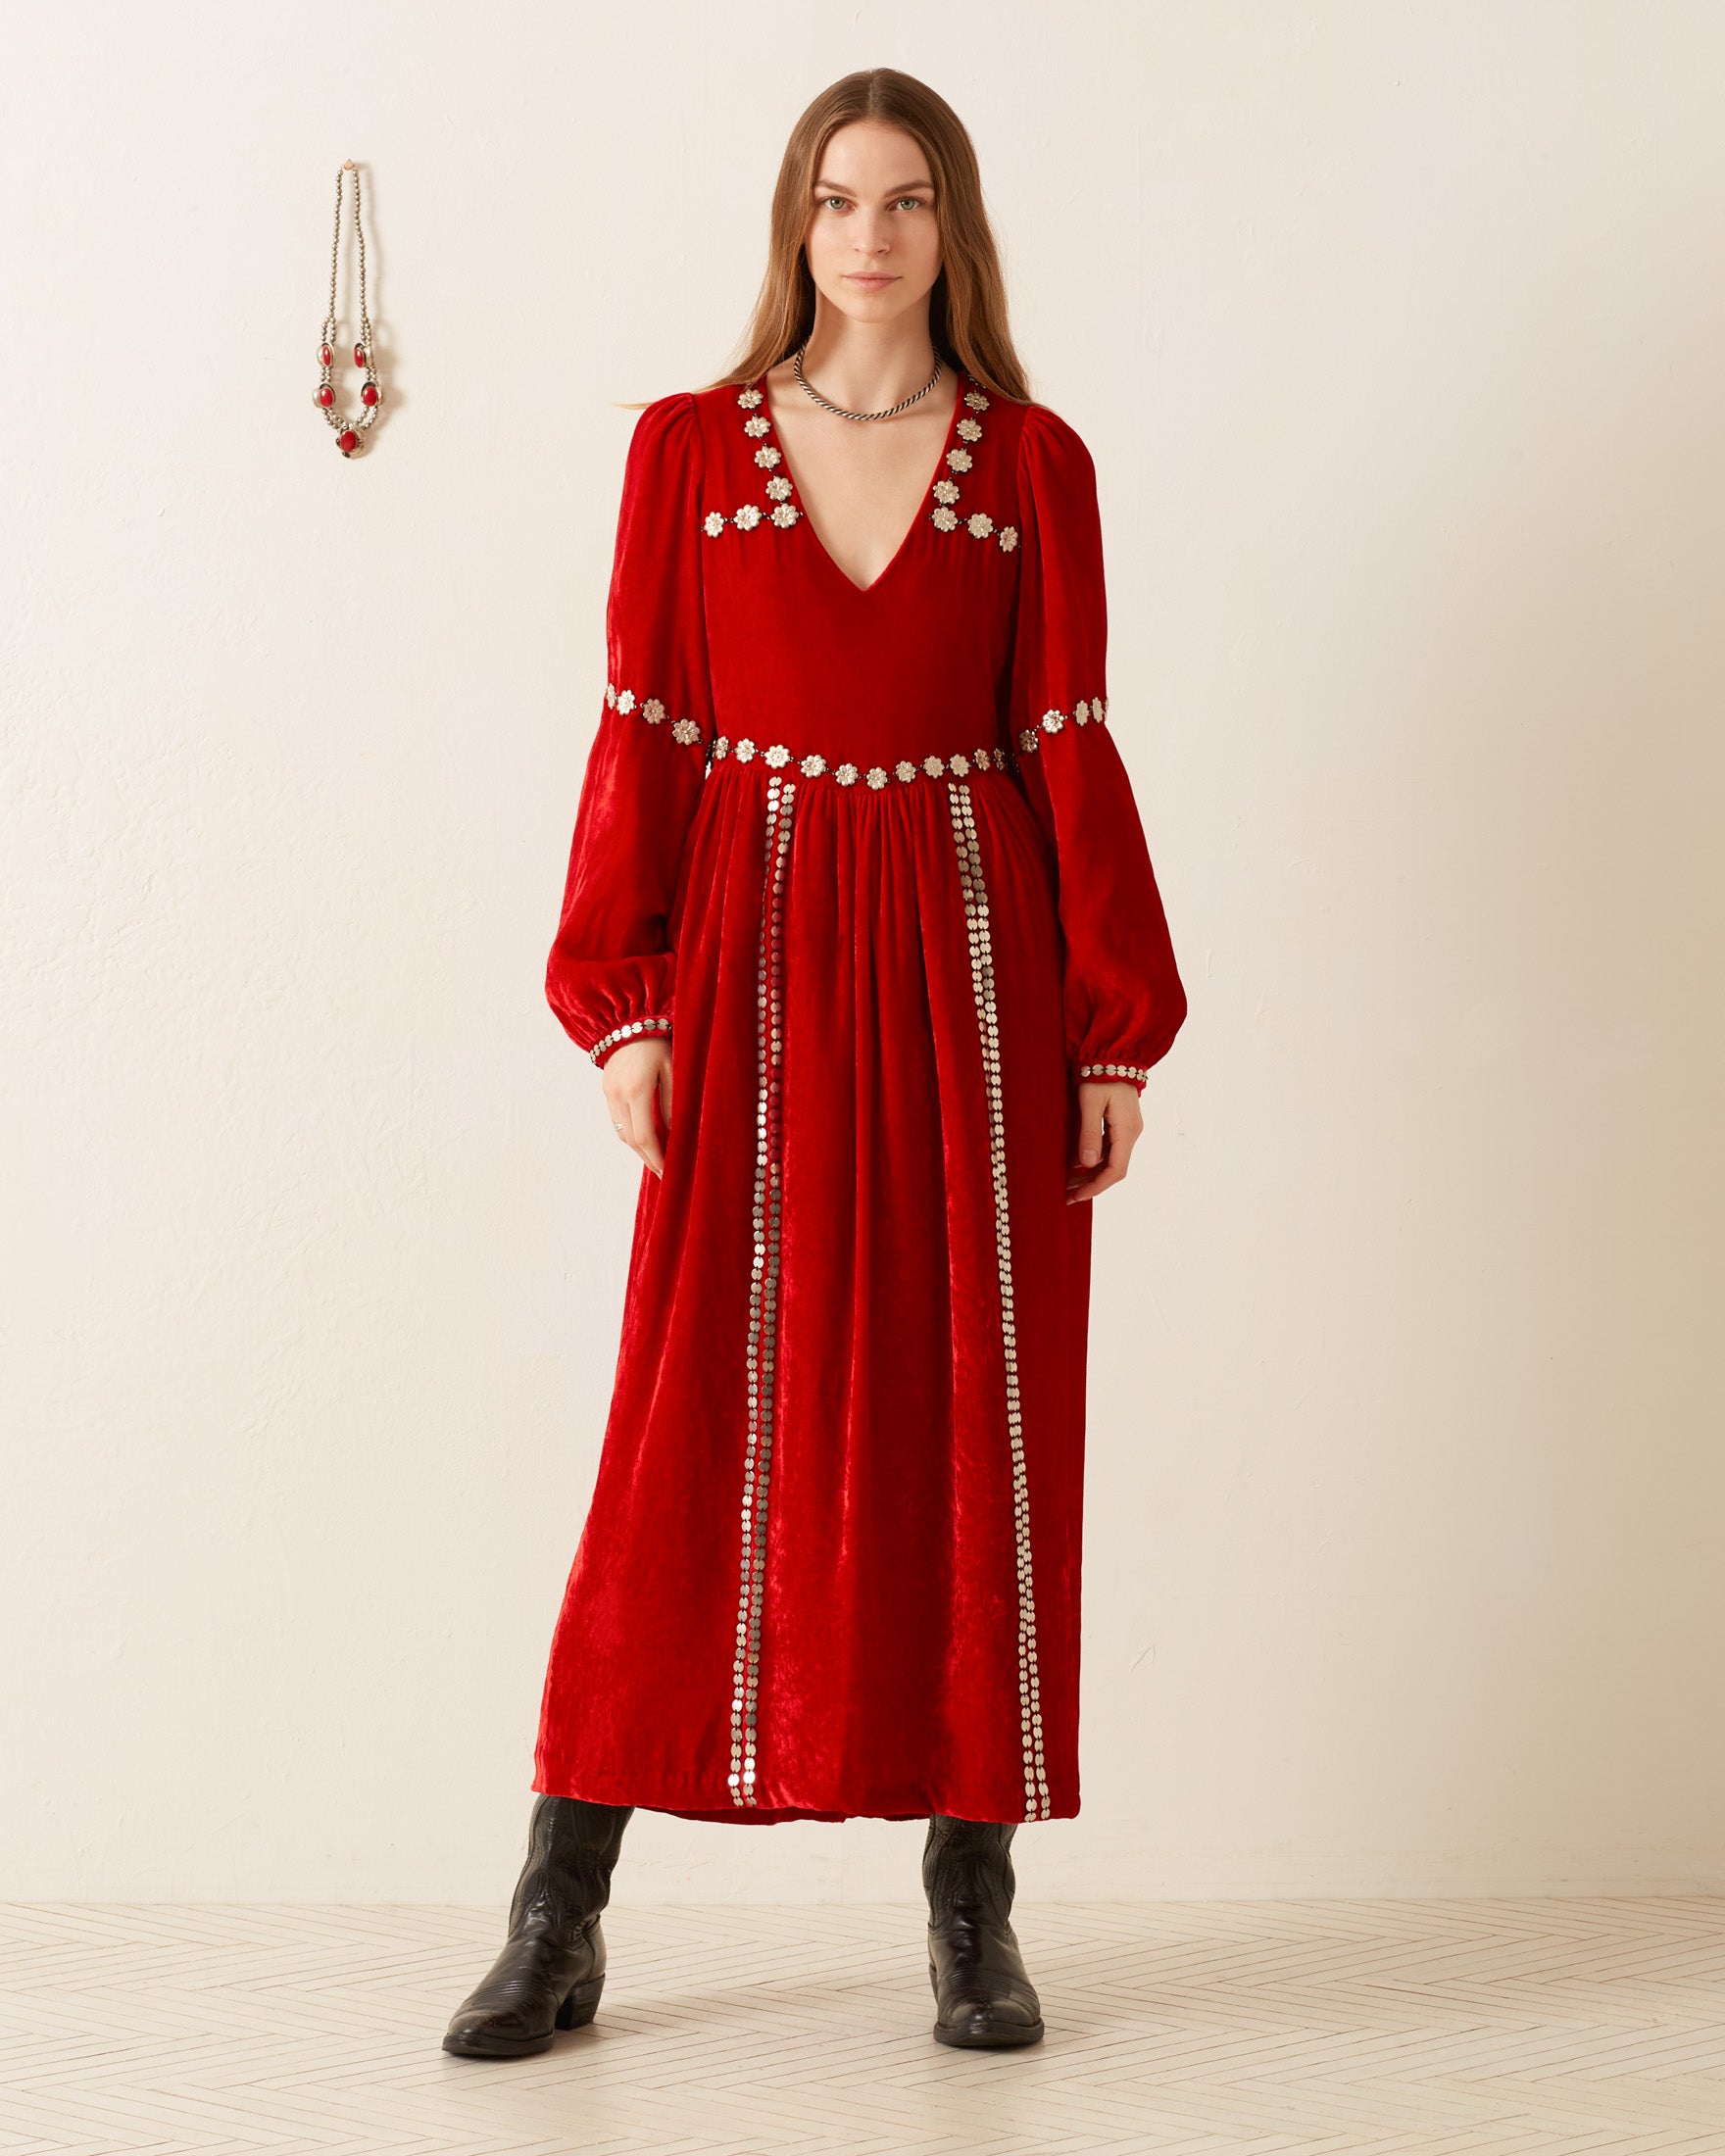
[316,163,383,460]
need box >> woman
[444,67,1187,2060]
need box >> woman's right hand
[602,1037,673,1177]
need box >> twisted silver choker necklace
[793,343,945,422]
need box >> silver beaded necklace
[792,342,945,422]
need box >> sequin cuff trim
[1078,1058,1152,1086]
[590,1015,672,1066]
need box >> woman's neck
[795,307,941,415]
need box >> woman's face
[803,121,943,328]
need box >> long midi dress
[532,365,1188,1828]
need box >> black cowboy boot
[442,1794,632,2059]
[923,1813,1045,2047]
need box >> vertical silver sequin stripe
[945,779,1052,1822]
[729,771,797,1805]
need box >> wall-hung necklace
[314,160,382,457]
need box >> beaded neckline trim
[704,386,804,537]
[703,377,1019,557]
[929,387,1017,553]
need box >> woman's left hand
[1065,1080,1142,1203]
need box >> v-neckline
[758,363,968,600]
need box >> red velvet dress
[533,367,1187,1826]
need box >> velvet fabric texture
[534,368,1187,1825]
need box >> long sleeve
[545,392,716,1068]
[1008,403,1188,1094]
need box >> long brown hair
[701,69,1033,405]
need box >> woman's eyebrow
[811,175,935,195]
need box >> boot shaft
[508,1794,633,1936]
[922,1814,1017,1930]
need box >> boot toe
[442,2000,556,2059]
[934,1995,1045,2047]
[932,1980,1045,2048]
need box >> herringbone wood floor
[2,1898,1724,2153]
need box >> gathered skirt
[533,752,1095,1823]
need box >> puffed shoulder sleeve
[545,392,716,1068]
[1009,403,1188,1093]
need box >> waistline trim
[709,736,1013,789]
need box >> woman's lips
[846,274,898,289]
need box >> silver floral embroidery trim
[729,770,797,1807]
[588,1015,671,1066]
[1079,1060,1152,1084]
[712,737,1012,787]
[946,778,1051,1823]
[604,681,706,748]
[704,385,806,539]
[605,684,1022,788]
[927,388,1018,555]
[1016,695,1109,756]
[705,381,1016,555]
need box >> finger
[1065,1144,1114,1201]
[1072,1086,1109,1172]
[1067,1152,1127,1200]
[602,1079,651,1170]
[625,1084,665,1177]
[1104,1110,1139,1180]
[1067,1091,1141,1200]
